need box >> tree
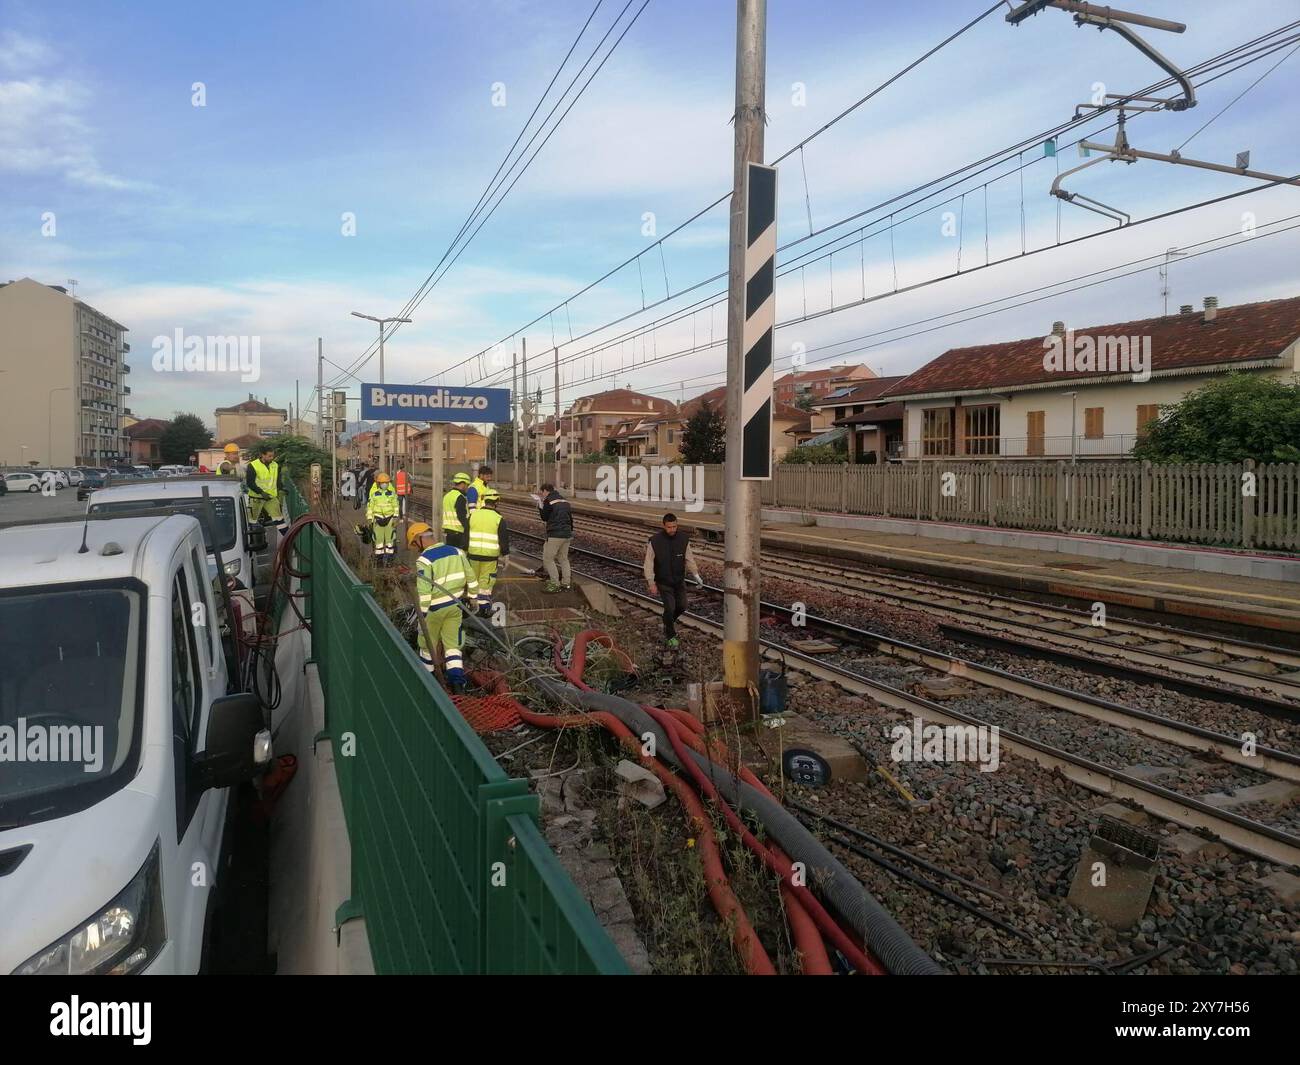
[1131,374,1300,464]
[160,413,212,464]
[795,394,816,412]
[780,443,846,464]
[488,423,516,463]
[680,400,726,464]
[257,433,332,479]
[602,437,620,457]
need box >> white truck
[87,475,274,608]
[0,513,271,974]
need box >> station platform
[499,490,1300,638]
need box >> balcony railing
[894,434,1142,460]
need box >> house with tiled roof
[124,417,169,465]
[881,295,1300,460]
[773,363,876,407]
[214,394,287,443]
[564,388,677,455]
[808,376,908,462]
[411,423,487,464]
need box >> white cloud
[0,31,54,72]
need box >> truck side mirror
[247,525,268,552]
[195,692,271,790]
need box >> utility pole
[316,340,323,446]
[512,348,519,478]
[722,0,768,721]
[553,346,561,488]
[351,311,412,475]
[295,379,300,438]
[521,338,528,488]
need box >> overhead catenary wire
[431,20,1300,397]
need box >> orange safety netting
[451,693,523,733]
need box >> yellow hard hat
[406,522,432,549]
[482,487,501,503]
[223,443,239,454]
[453,472,471,484]
[375,472,391,484]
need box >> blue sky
[2,0,1298,425]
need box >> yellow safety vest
[442,488,465,532]
[416,545,479,610]
[467,508,502,559]
[469,477,488,509]
[251,459,279,497]
[367,482,399,519]
[218,460,238,476]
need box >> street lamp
[48,386,71,466]
[351,311,412,475]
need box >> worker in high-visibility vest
[407,522,478,693]
[442,472,471,550]
[217,442,241,477]
[394,465,411,520]
[366,472,400,564]
[246,446,286,530]
[465,464,493,510]
[466,487,510,615]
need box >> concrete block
[1067,834,1158,930]
[1165,831,1229,861]
[615,759,666,809]
[1200,780,1300,810]
[1257,869,1300,903]
[755,713,870,784]
[1094,802,1150,826]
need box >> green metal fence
[283,483,627,974]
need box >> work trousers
[250,494,285,529]
[543,537,572,586]
[444,529,467,551]
[418,603,464,680]
[469,557,498,607]
[659,581,687,639]
[371,518,396,557]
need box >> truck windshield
[0,582,144,828]
[90,496,238,554]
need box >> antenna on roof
[77,513,91,554]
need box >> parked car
[77,470,107,500]
[4,472,42,493]
[133,465,154,477]
[88,476,273,606]
[0,513,271,974]
[61,469,84,486]
[33,469,69,490]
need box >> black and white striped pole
[722,0,769,722]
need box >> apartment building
[411,423,488,464]
[884,296,1300,460]
[773,363,875,408]
[0,278,131,466]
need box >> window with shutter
[1084,407,1104,439]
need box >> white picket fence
[414,459,1299,551]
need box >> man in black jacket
[538,482,573,592]
[643,512,703,648]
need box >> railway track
[500,534,1300,868]
[497,501,1300,710]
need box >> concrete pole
[521,338,528,488]
[722,0,766,721]
[330,392,338,510]
[430,424,445,525]
[512,348,519,480]
[553,345,561,488]
[316,339,323,446]
[377,323,387,475]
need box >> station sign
[360,383,510,423]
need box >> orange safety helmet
[223,443,239,454]
[375,472,391,484]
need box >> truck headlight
[223,558,242,577]
[13,841,165,975]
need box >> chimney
[1051,321,1066,336]
[1203,296,1218,323]
[1179,304,1194,315]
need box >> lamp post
[48,386,71,466]
[351,311,412,476]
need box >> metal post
[569,414,575,492]
[722,0,767,721]
[512,349,519,479]
[316,339,323,446]
[377,324,386,475]
[521,338,528,488]
[553,345,561,488]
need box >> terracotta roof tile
[884,296,1300,397]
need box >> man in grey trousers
[538,482,573,592]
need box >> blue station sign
[360,383,511,423]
